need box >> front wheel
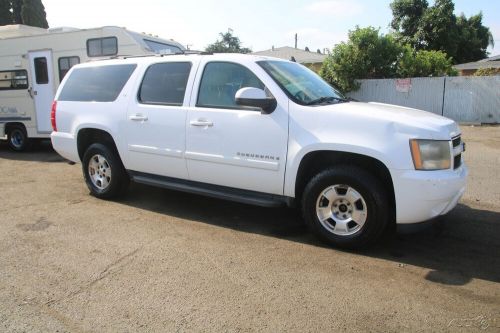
[82,143,129,199]
[302,166,390,249]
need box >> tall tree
[12,0,23,24]
[205,29,251,54]
[390,0,493,63]
[0,0,48,28]
[320,27,404,92]
[0,0,13,25]
[21,0,48,28]
[390,0,428,47]
[455,12,494,64]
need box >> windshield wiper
[306,96,348,105]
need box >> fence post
[441,77,447,116]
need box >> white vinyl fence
[347,76,500,123]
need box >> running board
[128,171,291,208]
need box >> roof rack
[108,50,212,60]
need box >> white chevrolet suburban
[51,53,467,248]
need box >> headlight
[410,139,451,170]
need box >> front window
[258,60,346,105]
[197,62,265,110]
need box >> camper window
[87,37,118,57]
[58,56,80,82]
[34,57,49,84]
[0,70,28,90]
[143,40,183,54]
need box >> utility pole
[294,33,297,49]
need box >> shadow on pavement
[0,139,66,162]
[118,183,500,285]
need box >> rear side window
[138,62,191,105]
[58,64,136,102]
[197,62,265,109]
[87,37,118,57]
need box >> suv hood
[320,101,460,139]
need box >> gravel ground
[0,125,499,332]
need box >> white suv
[51,53,467,248]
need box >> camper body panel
[0,25,184,146]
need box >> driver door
[185,61,289,195]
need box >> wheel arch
[4,122,27,134]
[292,150,396,219]
[76,128,121,163]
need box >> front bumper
[391,164,468,224]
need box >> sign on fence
[395,79,412,93]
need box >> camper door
[28,50,54,133]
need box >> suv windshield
[258,60,346,106]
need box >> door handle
[129,114,148,121]
[190,119,214,127]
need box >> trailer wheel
[7,125,30,152]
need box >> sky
[42,0,500,56]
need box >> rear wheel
[7,125,30,151]
[302,166,389,249]
[82,143,129,199]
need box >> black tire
[82,143,129,199]
[301,166,390,249]
[7,125,30,152]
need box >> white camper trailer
[0,24,185,151]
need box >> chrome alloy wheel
[88,154,112,190]
[315,184,368,236]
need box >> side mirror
[235,87,277,114]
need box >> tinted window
[87,37,118,57]
[139,62,191,105]
[58,56,80,81]
[0,70,28,90]
[144,39,183,54]
[58,64,136,102]
[34,57,49,84]
[197,62,265,109]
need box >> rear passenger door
[125,61,195,178]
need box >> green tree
[320,26,403,92]
[390,0,428,47]
[21,0,48,28]
[390,0,493,63]
[398,46,457,77]
[12,0,22,24]
[205,29,251,54]
[455,13,494,64]
[474,68,500,76]
[0,0,13,25]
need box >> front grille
[452,135,462,169]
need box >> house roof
[454,55,500,70]
[252,46,327,64]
